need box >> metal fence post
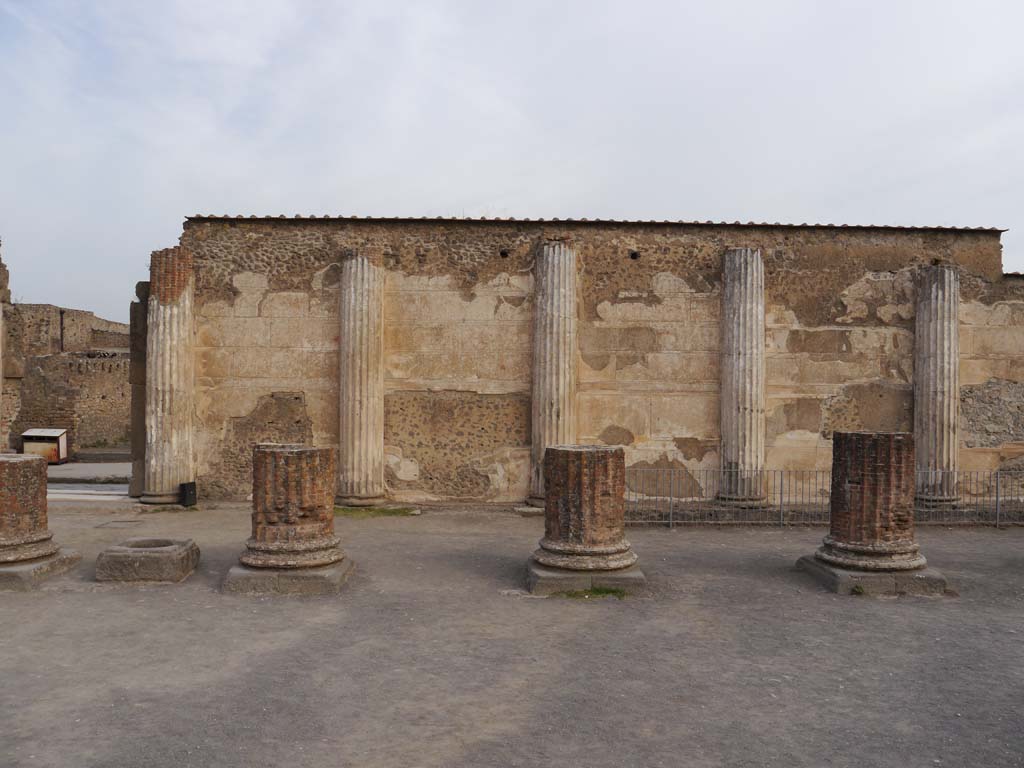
[778,470,785,526]
[995,470,1001,529]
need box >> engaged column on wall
[528,239,579,505]
[914,264,960,508]
[718,247,766,504]
[141,248,196,504]
[336,251,386,506]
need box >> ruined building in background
[132,215,1024,504]
[0,244,131,456]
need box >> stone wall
[178,217,1017,501]
[9,351,130,454]
[959,273,1024,470]
[2,302,130,451]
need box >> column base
[140,492,182,505]
[796,555,950,596]
[532,543,638,571]
[526,560,647,596]
[0,548,81,591]
[915,495,961,511]
[335,495,387,508]
[815,536,927,571]
[222,558,354,596]
[715,494,770,509]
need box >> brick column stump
[223,444,353,596]
[797,432,949,596]
[526,446,646,595]
[0,455,81,590]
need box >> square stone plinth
[796,555,951,596]
[221,558,354,596]
[95,538,200,583]
[526,560,647,596]
[0,549,82,591]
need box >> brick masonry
[0,455,58,563]
[532,445,637,571]
[815,431,926,571]
[240,444,344,569]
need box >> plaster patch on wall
[599,425,635,446]
[835,270,915,326]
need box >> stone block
[222,559,354,596]
[95,538,200,583]
[796,555,950,597]
[526,561,647,596]
[0,549,82,591]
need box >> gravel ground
[1,502,1022,768]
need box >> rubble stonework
[242,444,344,568]
[533,445,636,571]
[142,215,1020,503]
[719,247,766,501]
[0,454,80,589]
[529,241,579,504]
[142,248,195,504]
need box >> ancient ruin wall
[181,217,1011,501]
[10,352,130,454]
[2,304,130,450]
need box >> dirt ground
[2,502,1023,768]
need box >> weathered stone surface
[240,444,345,569]
[961,378,1024,448]
[914,266,960,505]
[796,555,949,596]
[532,445,638,572]
[815,432,926,571]
[525,560,647,596]
[142,247,195,504]
[95,538,200,583]
[719,248,766,502]
[0,548,81,591]
[338,253,385,506]
[0,454,59,563]
[159,216,1021,503]
[0,454,80,589]
[529,241,579,504]
[222,558,354,596]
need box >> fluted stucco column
[141,248,195,504]
[528,240,579,505]
[719,247,766,503]
[337,253,385,506]
[914,265,960,506]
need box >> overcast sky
[1,1,1022,322]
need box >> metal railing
[624,468,1024,527]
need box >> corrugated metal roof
[184,214,1005,233]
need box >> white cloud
[1,0,1022,320]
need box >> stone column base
[335,495,387,508]
[796,555,950,596]
[140,491,182,505]
[815,536,927,571]
[0,549,81,591]
[222,558,354,596]
[526,560,647,596]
